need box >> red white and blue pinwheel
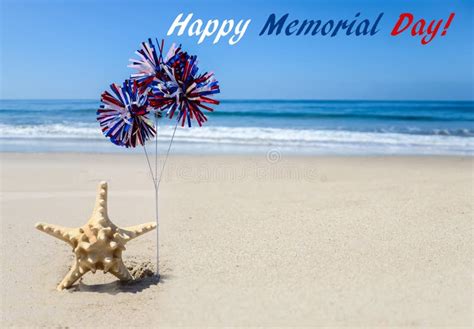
[97,80,156,148]
[128,39,221,127]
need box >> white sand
[0,153,472,327]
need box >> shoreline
[2,150,473,157]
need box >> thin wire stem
[155,115,159,185]
[157,119,179,190]
[154,115,159,278]
[143,144,157,189]
[145,114,179,279]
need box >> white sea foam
[0,123,472,155]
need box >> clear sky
[0,0,473,100]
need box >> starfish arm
[57,262,89,291]
[91,181,108,219]
[35,222,78,246]
[117,222,156,242]
[109,259,133,281]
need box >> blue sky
[0,0,472,100]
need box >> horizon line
[1,98,473,102]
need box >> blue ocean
[0,100,473,155]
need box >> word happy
[167,12,456,46]
[167,13,251,45]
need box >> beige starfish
[35,181,156,290]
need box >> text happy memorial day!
[167,12,456,45]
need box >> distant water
[0,99,473,155]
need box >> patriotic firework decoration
[128,39,187,92]
[129,38,221,127]
[97,38,220,146]
[96,39,220,277]
[148,55,220,127]
[97,80,156,148]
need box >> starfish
[35,181,156,290]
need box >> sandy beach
[0,153,472,327]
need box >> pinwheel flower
[97,80,156,147]
[128,38,187,92]
[129,39,220,127]
[148,55,220,127]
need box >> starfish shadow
[71,274,170,295]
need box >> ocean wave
[2,99,473,123]
[1,108,472,123]
[207,111,474,122]
[1,124,472,151]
